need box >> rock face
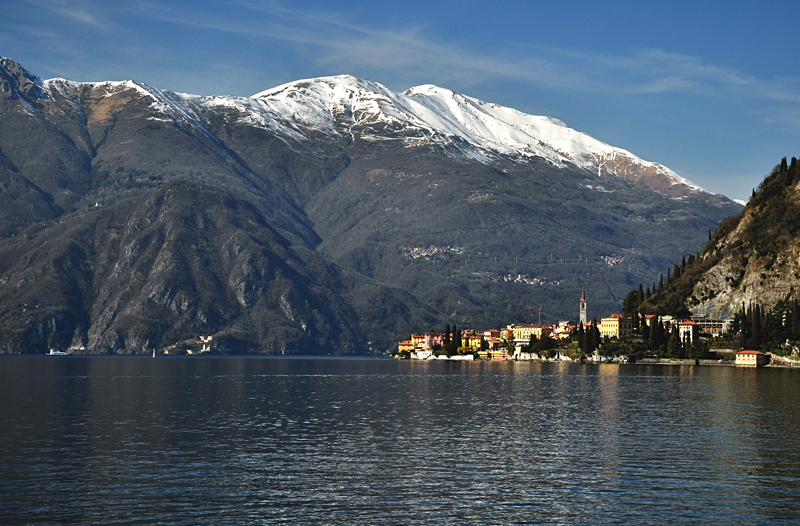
[673,158,800,319]
[0,58,742,354]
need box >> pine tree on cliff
[781,157,789,185]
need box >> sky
[3,0,799,202]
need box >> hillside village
[395,289,732,362]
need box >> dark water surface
[2,357,799,525]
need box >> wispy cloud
[124,1,800,112]
[22,0,107,29]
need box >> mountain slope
[0,58,742,353]
[639,156,800,320]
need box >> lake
[1,356,799,525]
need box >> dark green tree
[590,318,601,352]
[444,324,451,345]
[648,317,660,353]
[667,325,681,358]
[751,305,762,349]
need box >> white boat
[44,349,69,356]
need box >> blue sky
[3,0,799,202]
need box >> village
[394,290,769,366]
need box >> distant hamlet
[395,287,796,367]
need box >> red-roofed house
[735,350,769,367]
[679,320,700,344]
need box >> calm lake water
[1,357,799,525]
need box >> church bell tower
[579,289,587,324]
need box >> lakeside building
[398,340,415,353]
[690,315,732,336]
[397,291,736,360]
[735,350,769,367]
[599,314,632,339]
[679,320,700,343]
[509,324,554,345]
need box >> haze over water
[2,357,799,524]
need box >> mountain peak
[0,57,47,105]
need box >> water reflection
[1,357,800,524]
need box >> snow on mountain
[31,67,711,198]
[250,75,709,196]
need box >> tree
[585,318,601,354]
[667,325,681,358]
[751,305,762,349]
[527,332,537,353]
[444,324,451,345]
[583,325,594,354]
[638,284,644,306]
[649,317,660,352]
[505,338,516,357]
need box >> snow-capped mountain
[250,75,705,196]
[32,69,707,199]
[0,57,742,355]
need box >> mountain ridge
[0,57,741,354]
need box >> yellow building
[599,314,632,338]
[477,347,508,360]
[398,340,415,353]
[411,333,425,347]
[735,350,769,367]
[508,324,554,342]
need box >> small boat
[44,348,70,356]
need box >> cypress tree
[682,256,686,270]
[781,157,789,185]
[751,306,762,349]
[658,274,664,292]
[667,268,671,285]
[649,316,659,350]
[638,284,644,305]
[444,324,451,345]
[591,318,601,352]
[645,286,651,298]
[582,324,592,354]
[668,325,681,358]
